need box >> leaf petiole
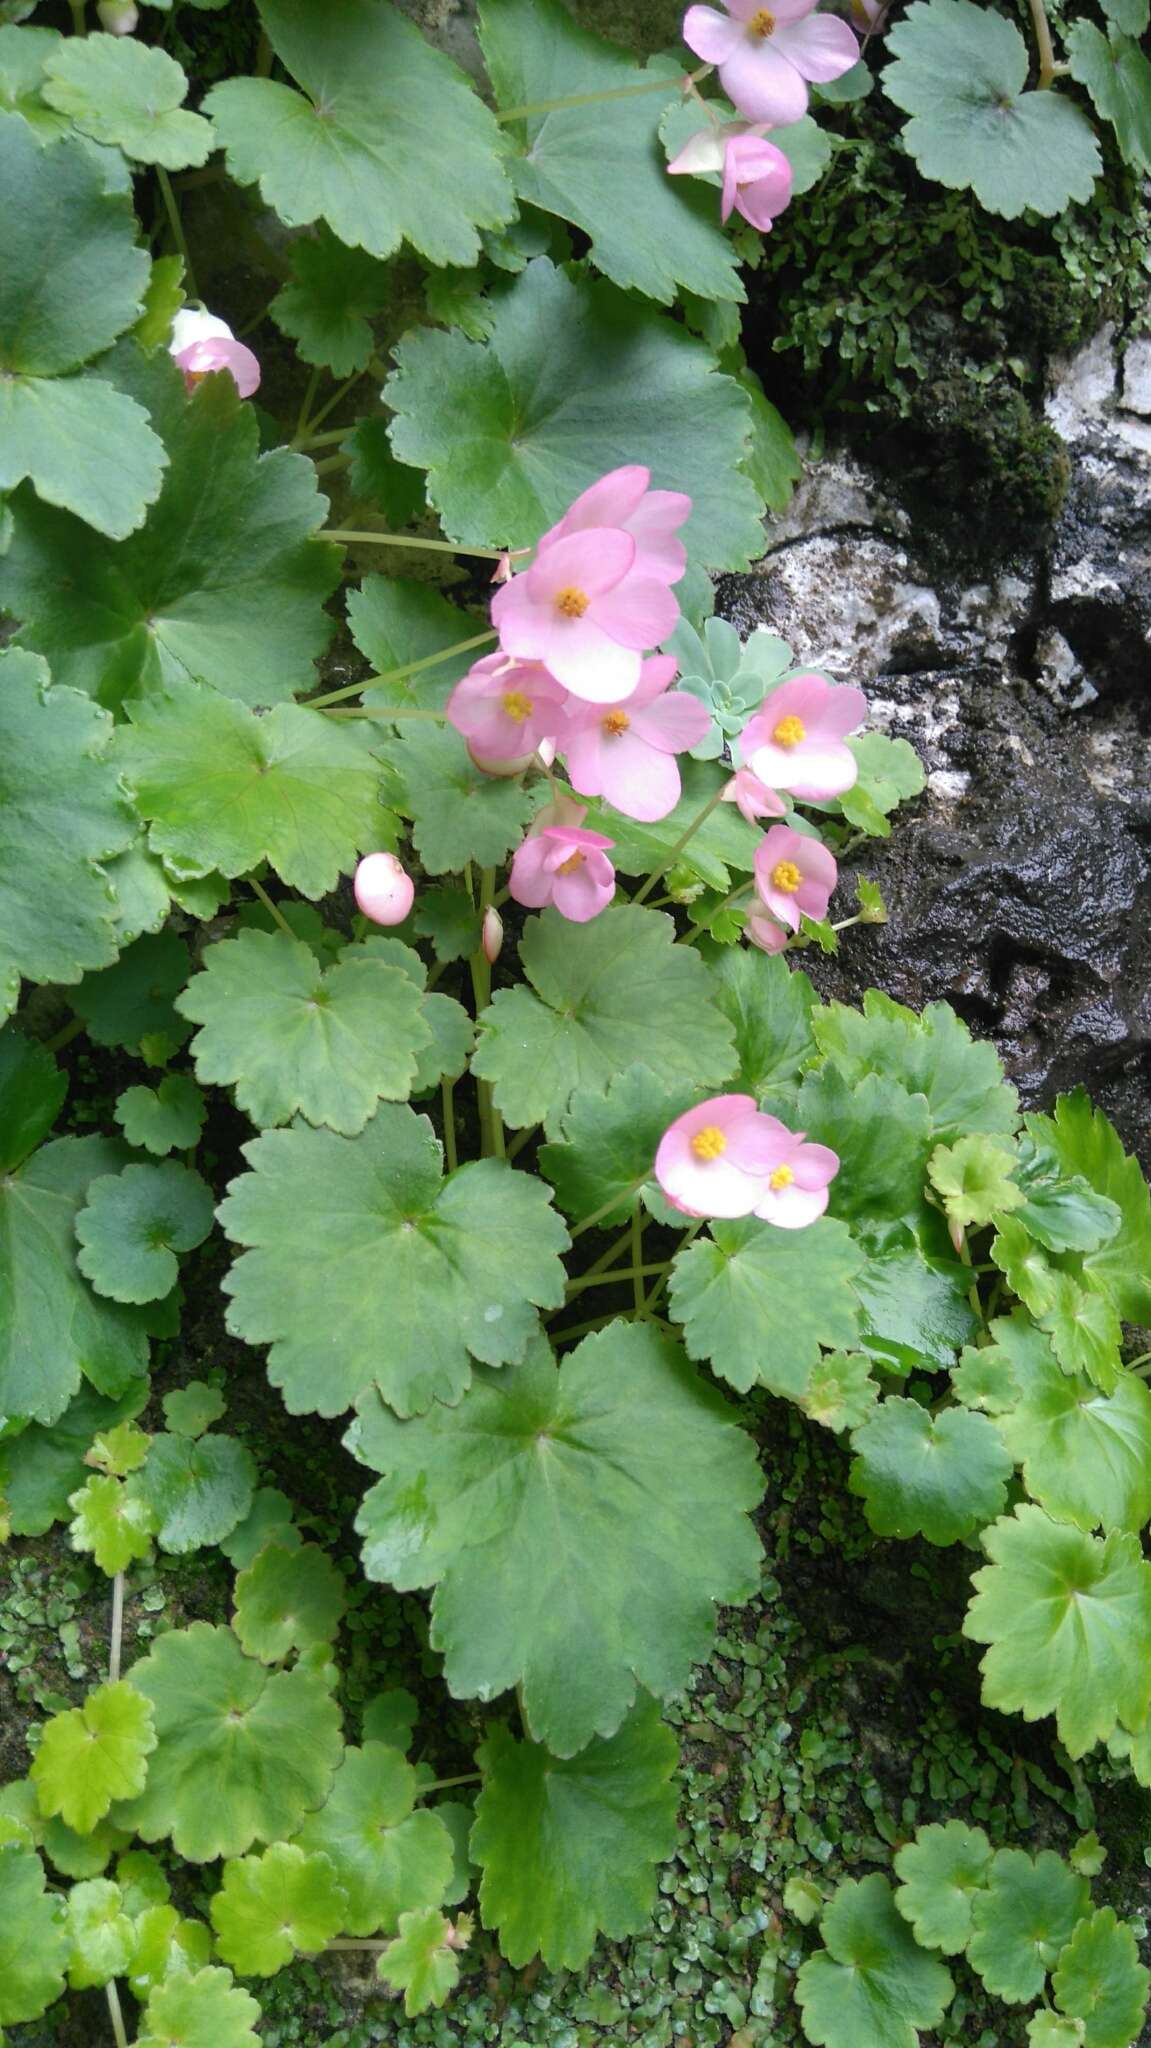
[322,529,507,560]
[496,63,711,122]
[633,785,727,906]
[306,628,496,710]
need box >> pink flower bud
[466,740,537,778]
[482,906,504,964]
[354,852,414,927]
[97,0,139,29]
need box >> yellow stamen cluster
[749,7,776,33]
[602,710,631,736]
[555,586,590,619]
[772,713,806,747]
[769,1164,794,1191]
[502,690,533,724]
[691,1125,728,1161]
[771,860,802,894]
[557,849,586,875]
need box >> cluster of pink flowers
[656,1094,839,1226]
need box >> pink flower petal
[599,732,682,822]
[508,836,556,907]
[746,910,790,953]
[719,40,810,123]
[543,466,650,544]
[771,11,859,81]
[175,336,261,399]
[754,1181,830,1228]
[552,848,616,921]
[592,574,680,651]
[683,2,744,60]
[632,691,713,754]
[526,527,636,604]
[792,1141,840,1191]
[354,853,414,926]
[545,631,643,702]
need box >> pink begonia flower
[655,1094,784,1219]
[741,673,867,797]
[97,0,139,29]
[754,824,837,932]
[751,1117,840,1228]
[354,852,415,926]
[561,656,711,823]
[539,466,691,588]
[169,308,261,400]
[746,907,790,953]
[447,654,568,761]
[723,764,787,826]
[482,906,504,964]
[509,826,616,923]
[683,0,859,126]
[492,527,679,703]
[668,123,793,233]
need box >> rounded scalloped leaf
[1052,1906,1151,2048]
[128,1431,256,1555]
[795,1872,955,2048]
[539,1065,699,1229]
[376,1906,461,2016]
[127,1903,213,2001]
[75,1161,214,1305]
[221,1486,301,1570]
[812,991,1018,1141]
[0,1842,70,2024]
[1067,23,1151,177]
[42,32,213,167]
[135,1965,262,2048]
[668,1214,863,1399]
[294,1743,453,1937]
[31,1681,156,1836]
[848,1397,1012,1546]
[928,1134,1024,1230]
[68,1472,158,1575]
[991,1313,1151,1533]
[893,1821,993,1955]
[234,1542,346,1663]
[0,1024,66,1174]
[210,1843,349,1975]
[65,1876,134,1989]
[801,1351,878,1434]
[161,1380,226,1440]
[115,1076,206,1159]
[110,1623,343,1861]
[967,1849,1089,2004]
[271,227,390,376]
[72,930,192,1060]
[1029,2015,1087,2047]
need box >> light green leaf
[382,722,535,875]
[413,887,482,965]
[967,1848,1089,2003]
[210,1843,349,1975]
[118,680,389,898]
[347,577,480,717]
[135,1966,261,2048]
[799,1068,933,1227]
[0,1025,66,1173]
[707,948,818,1097]
[964,1504,1151,1757]
[929,1134,1024,1230]
[127,1903,212,1999]
[129,1430,256,1554]
[480,0,740,306]
[32,1682,157,1835]
[234,1542,346,1663]
[471,1700,678,1968]
[0,1843,70,2025]
[737,368,801,516]
[0,23,67,133]
[883,0,1101,218]
[668,1216,863,1397]
[221,1104,569,1418]
[1052,1907,1150,2048]
[539,1065,698,1227]
[1070,1832,1107,1879]
[1040,1274,1123,1393]
[271,225,390,375]
[206,0,512,266]
[849,1398,1012,1545]
[1029,2017,1087,2048]
[784,1875,826,1926]
[134,252,185,350]
[112,1622,343,1861]
[178,929,430,1133]
[835,732,926,837]
[376,1906,461,2015]
[65,1876,134,1989]
[0,651,135,1020]
[795,1872,955,2048]
[0,1379,147,1537]
[950,1343,1021,1414]
[472,906,736,1140]
[76,1161,214,1305]
[893,1820,993,1955]
[991,1312,1151,1533]
[221,1486,300,1570]
[801,1351,879,1433]
[294,1742,453,1936]
[162,1381,225,1438]
[1024,1093,1151,1328]
[813,991,1018,1140]
[1014,1140,1121,1255]
[1068,22,1151,174]
[595,758,761,892]
[362,1690,419,1752]
[115,1077,206,1158]
[88,1419,150,1476]
[43,33,212,168]
[68,1472,158,1575]
[386,256,763,571]
[73,930,191,1061]
[348,1325,762,1756]
[1101,0,1148,31]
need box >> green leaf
[69,1472,158,1574]
[784,1875,826,1925]
[1068,22,1151,174]
[668,1216,863,1397]
[386,256,763,572]
[178,929,430,1134]
[1040,1273,1123,1392]
[950,1343,1021,1414]
[206,0,512,267]
[1053,1907,1150,2048]
[737,369,801,516]
[883,0,1101,218]
[0,1134,150,1424]
[480,0,740,307]
[707,948,818,1097]
[893,1820,993,1955]
[362,1690,419,1752]
[221,1486,300,1570]
[835,732,926,836]
[112,1622,343,1861]
[1014,1142,1121,1255]
[964,1504,1151,1757]
[849,1398,1012,1545]
[799,1068,933,1228]
[294,1742,453,1935]
[0,1025,66,1173]
[134,252,185,350]
[813,992,1018,1141]
[539,1065,698,1228]
[136,1966,262,2048]
[1,347,341,709]
[383,722,535,875]
[472,1700,678,1968]
[162,1381,225,1438]
[1070,1833,1107,1879]
[0,651,135,1019]
[801,1351,879,1434]
[595,758,760,892]
[130,1431,256,1554]
[115,1077,206,1158]
[118,680,389,898]
[271,225,390,375]
[929,1135,1024,1231]
[73,930,191,1060]
[472,906,736,1140]
[1024,1093,1151,1328]
[341,419,427,526]
[0,23,67,134]
[234,1542,346,1662]
[796,1872,955,2048]
[223,1107,568,1418]
[89,1419,150,1474]
[346,578,479,717]
[967,1848,1089,2003]
[65,1876,135,1989]
[76,1162,214,1305]
[32,1682,157,1834]
[1029,2017,1087,2048]
[413,888,482,965]
[127,1903,212,1999]
[991,1313,1151,1533]
[0,1844,70,2024]
[0,1379,147,1537]
[348,1325,762,1755]
[1101,0,1148,31]
[42,33,212,167]
[210,1843,348,1975]
[857,1251,977,1378]
[376,1907,462,2015]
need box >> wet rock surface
[719,325,1151,1166]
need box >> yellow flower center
[555,586,590,619]
[769,1164,794,1191]
[691,1125,728,1161]
[772,713,806,747]
[771,860,802,894]
[557,849,586,875]
[749,7,776,34]
[502,690,533,724]
[602,710,631,736]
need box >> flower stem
[496,65,709,122]
[294,365,322,443]
[249,876,296,940]
[69,0,86,32]
[564,1261,669,1300]
[289,369,366,446]
[632,786,726,906]
[322,529,507,560]
[298,427,351,452]
[108,1572,125,1684]
[1027,0,1058,86]
[570,1178,649,1240]
[415,1771,482,1797]
[678,880,753,947]
[1129,1352,1151,1377]
[156,165,197,301]
[631,1208,646,1317]
[106,1983,128,2048]
[327,1938,388,1952]
[44,1015,85,1056]
[306,629,496,711]
[643,1219,702,1317]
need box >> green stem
[44,1015,85,1056]
[415,1771,482,1797]
[289,370,367,446]
[1027,0,1058,85]
[496,65,709,122]
[108,1572,124,1685]
[505,1122,540,1163]
[552,1311,623,1345]
[298,427,350,452]
[306,629,496,711]
[1129,1352,1151,1377]
[631,1208,646,1318]
[156,165,197,301]
[69,0,86,32]
[322,529,507,560]
[106,1983,128,2048]
[643,1219,702,1318]
[565,1262,669,1301]
[255,29,274,76]
[314,452,352,477]
[679,880,753,946]
[441,1078,458,1175]
[570,1178,649,1241]
[327,1938,388,1952]
[632,786,726,906]
[249,876,295,940]
[294,365,322,443]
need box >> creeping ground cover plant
[0,0,1150,2040]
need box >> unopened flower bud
[482,906,503,964]
[354,852,414,927]
[466,740,535,778]
[97,0,139,30]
